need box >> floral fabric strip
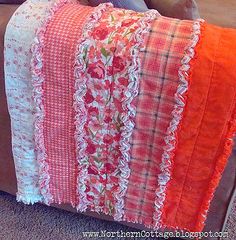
[4,0,58,204]
[74,4,159,215]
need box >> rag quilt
[4,0,236,233]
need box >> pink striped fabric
[42,4,93,205]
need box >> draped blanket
[4,0,236,233]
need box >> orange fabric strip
[162,23,236,232]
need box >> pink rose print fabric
[74,5,158,217]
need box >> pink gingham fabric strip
[31,2,93,206]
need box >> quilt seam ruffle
[114,9,160,222]
[31,0,71,205]
[74,3,113,212]
[153,19,204,229]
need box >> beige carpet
[0,191,169,240]
[222,189,236,240]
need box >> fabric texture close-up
[1,0,236,239]
[4,0,63,204]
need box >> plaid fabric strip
[123,16,194,227]
[42,4,93,205]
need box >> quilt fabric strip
[4,0,58,204]
[123,17,198,227]
[74,5,159,218]
[32,3,93,207]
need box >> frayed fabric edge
[16,193,43,205]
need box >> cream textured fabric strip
[4,0,58,204]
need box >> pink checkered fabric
[42,4,93,205]
[123,17,194,226]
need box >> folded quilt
[4,0,236,233]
